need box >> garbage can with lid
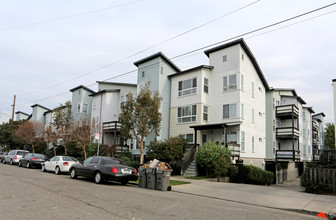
[146,167,156,190]
[156,169,172,191]
[138,167,147,188]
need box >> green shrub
[242,165,273,185]
[213,155,231,180]
[300,172,334,194]
[147,136,186,162]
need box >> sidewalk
[170,176,336,219]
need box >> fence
[304,167,336,193]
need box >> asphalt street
[0,163,321,220]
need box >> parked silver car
[3,150,29,165]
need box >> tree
[71,119,98,159]
[44,126,59,156]
[147,136,186,162]
[0,120,23,150]
[324,123,335,149]
[13,120,43,153]
[52,101,73,155]
[213,155,231,182]
[195,142,232,176]
[119,84,162,164]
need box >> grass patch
[169,180,191,186]
[184,176,209,180]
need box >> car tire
[121,180,128,185]
[94,172,103,184]
[2,159,6,164]
[70,168,77,179]
[26,162,30,168]
[10,159,13,165]
[41,164,46,172]
[55,166,60,175]
[18,161,22,167]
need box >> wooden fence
[304,168,336,193]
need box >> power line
[15,1,336,107]
[17,0,261,97]
[0,0,143,32]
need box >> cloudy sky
[0,0,335,124]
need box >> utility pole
[11,95,16,124]
[333,79,336,148]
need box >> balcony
[312,121,319,131]
[276,105,299,119]
[313,138,319,147]
[276,150,300,160]
[228,143,240,157]
[276,127,299,139]
[103,121,121,134]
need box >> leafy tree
[213,155,231,182]
[44,126,59,156]
[119,84,162,164]
[147,136,186,162]
[324,123,335,149]
[52,101,73,154]
[0,120,23,150]
[195,142,231,176]
[13,120,43,153]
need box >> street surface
[0,163,320,220]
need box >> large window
[223,104,237,118]
[178,78,197,96]
[241,131,245,152]
[252,136,255,153]
[82,103,88,114]
[203,105,208,121]
[227,131,237,144]
[204,78,209,93]
[241,74,244,90]
[178,105,197,123]
[185,134,194,144]
[223,74,237,91]
[241,103,244,118]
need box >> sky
[0,0,335,124]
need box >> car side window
[90,158,100,164]
[55,157,60,162]
[83,157,93,165]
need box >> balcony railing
[228,144,240,157]
[312,121,319,131]
[313,139,319,147]
[276,150,300,160]
[103,121,122,132]
[276,127,300,139]
[276,105,299,119]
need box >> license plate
[122,169,131,174]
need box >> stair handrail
[181,144,197,175]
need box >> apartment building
[70,85,95,121]
[15,111,30,121]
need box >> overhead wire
[14,1,336,107]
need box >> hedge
[241,165,273,186]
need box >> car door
[53,156,61,171]
[22,154,30,166]
[45,157,54,171]
[84,157,101,178]
[76,157,93,176]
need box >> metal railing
[181,144,197,176]
[228,143,240,157]
[276,150,300,160]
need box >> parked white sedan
[42,156,79,175]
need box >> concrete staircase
[183,159,197,176]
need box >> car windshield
[62,156,78,162]
[102,158,127,166]
[17,151,28,156]
[31,154,46,159]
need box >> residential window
[303,112,306,121]
[252,109,255,123]
[303,129,306,138]
[120,95,125,108]
[202,134,207,144]
[203,105,208,121]
[273,120,275,131]
[160,66,163,75]
[223,104,237,118]
[241,74,244,90]
[276,100,280,106]
[142,71,145,77]
[178,105,196,123]
[204,78,209,93]
[272,98,275,110]
[77,104,81,113]
[252,82,255,98]
[222,55,227,62]
[241,103,244,118]
[303,145,307,156]
[223,74,237,91]
[227,131,237,144]
[185,134,194,144]
[252,136,255,153]
[241,131,245,152]
[83,103,88,114]
[178,78,197,96]
[242,54,244,61]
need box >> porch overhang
[190,121,241,130]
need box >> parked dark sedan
[69,156,138,184]
[19,153,48,168]
[0,152,8,163]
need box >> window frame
[203,105,208,122]
[223,74,237,92]
[204,77,209,93]
[178,77,197,97]
[177,105,197,123]
[223,103,237,119]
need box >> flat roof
[89,89,121,97]
[168,65,214,78]
[190,122,241,130]
[31,104,51,111]
[270,88,298,96]
[204,38,270,90]
[96,81,137,87]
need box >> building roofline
[281,95,307,105]
[313,112,326,117]
[15,111,30,116]
[31,104,51,111]
[133,52,181,72]
[303,106,315,114]
[168,65,214,78]
[89,89,121,97]
[204,38,270,90]
[269,88,298,96]
[96,81,137,87]
[69,85,95,93]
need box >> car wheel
[70,168,77,179]
[2,159,6,164]
[18,161,22,167]
[10,159,13,165]
[26,162,30,168]
[94,172,103,184]
[121,180,128,185]
[41,164,46,172]
[55,166,60,175]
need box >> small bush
[242,165,274,185]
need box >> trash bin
[146,167,156,190]
[138,167,147,188]
[156,169,172,191]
